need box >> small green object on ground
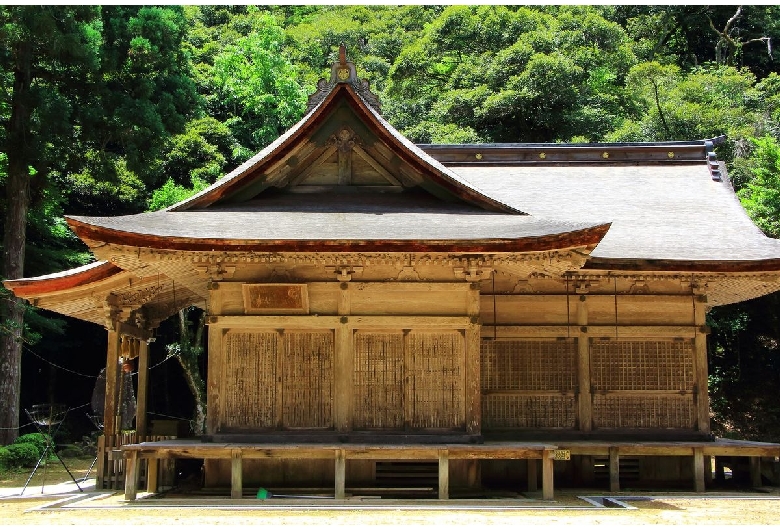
[256,487,272,499]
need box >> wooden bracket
[195,264,236,281]
[325,265,363,282]
[454,266,492,282]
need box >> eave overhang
[65,216,611,254]
[3,261,123,297]
[584,257,780,274]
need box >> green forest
[2,5,780,444]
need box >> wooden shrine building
[7,48,780,500]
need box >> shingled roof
[63,47,611,256]
[420,142,780,271]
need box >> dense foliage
[2,5,780,441]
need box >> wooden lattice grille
[481,340,577,391]
[482,395,577,429]
[480,340,577,429]
[591,340,695,430]
[592,395,695,429]
[407,331,464,429]
[282,331,334,428]
[591,341,694,391]
[222,331,279,429]
[353,332,405,430]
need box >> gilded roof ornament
[306,44,381,114]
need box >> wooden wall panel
[406,331,465,429]
[353,331,404,429]
[350,285,469,316]
[221,332,278,430]
[282,331,334,428]
[481,295,569,325]
[614,296,694,326]
[583,296,616,325]
[481,294,695,327]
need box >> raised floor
[119,438,780,502]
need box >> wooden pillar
[334,285,352,432]
[334,324,352,432]
[231,449,242,499]
[576,294,592,432]
[693,447,705,493]
[96,435,106,489]
[527,459,538,492]
[542,450,554,501]
[704,455,713,487]
[136,340,150,436]
[335,449,346,499]
[205,325,224,435]
[750,457,762,488]
[146,458,158,494]
[693,293,710,434]
[203,325,224,488]
[104,328,121,437]
[124,450,139,501]
[438,449,449,500]
[465,283,481,435]
[609,446,620,492]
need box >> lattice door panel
[282,331,334,429]
[222,331,279,429]
[353,331,405,430]
[406,331,465,429]
[592,395,695,429]
[480,340,577,429]
[591,341,694,391]
[481,340,577,391]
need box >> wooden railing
[96,433,176,490]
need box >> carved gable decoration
[307,45,381,114]
[242,284,309,315]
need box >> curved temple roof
[7,47,780,320]
[63,48,612,256]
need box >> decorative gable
[168,46,520,214]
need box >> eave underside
[4,262,203,328]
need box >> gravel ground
[1,458,778,527]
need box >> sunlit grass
[0,456,95,488]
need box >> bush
[13,433,52,456]
[0,447,10,472]
[4,442,41,468]
[58,444,84,458]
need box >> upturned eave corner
[2,260,122,297]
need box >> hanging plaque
[242,284,309,314]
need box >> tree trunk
[0,39,33,445]
[174,308,207,436]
